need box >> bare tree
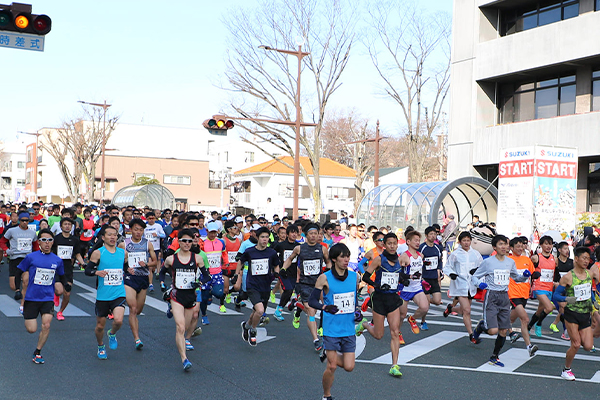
[221,0,357,218]
[364,0,450,183]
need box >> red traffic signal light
[203,116,235,136]
[0,3,51,36]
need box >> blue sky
[0,0,453,142]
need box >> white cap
[251,223,261,231]
[206,222,220,232]
[235,216,244,223]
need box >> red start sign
[500,160,577,179]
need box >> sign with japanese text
[0,32,44,52]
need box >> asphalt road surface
[1,265,599,400]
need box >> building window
[218,151,229,163]
[2,177,11,190]
[164,175,191,185]
[16,179,25,186]
[597,0,600,11]
[135,173,155,180]
[593,70,600,112]
[25,171,31,184]
[245,152,255,163]
[26,149,31,163]
[499,74,576,123]
[279,184,293,198]
[501,1,579,36]
[17,161,24,169]
[326,187,349,200]
[37,171,42,188]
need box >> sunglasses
[39,238,54,242]
[358,230,365,233]
[20,219,29,222]
[188,223,199,227]
[375,238,384,242]
[179,239,193,244]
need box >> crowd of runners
[3,202,600,399]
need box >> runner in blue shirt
[15,228,69,364]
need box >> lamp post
[18,130,42,201]
[78,100,111,204]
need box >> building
[232,156,359,218]
[364,167,409,190]
[448,0,600,212]
[0,140,27,202]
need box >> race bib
[28,224,37,232]
[17,238,32,252]
[84,229,94,238]
[284,250,297,263]
[409,260,422,280]
[559,271,568,278]
[207,253,222,270]
[494,269,510,286]
[540,269,553,283]
[251,258,269,276]
[103,269,123,286]
[303,259,321,276]
[175,270,195,289]
[424,256,438,270]
[333,292,355,314]
[57,245,73,260]
[573,283,591,301]
[128,252,147,269]
[381,271,398,290]
[33,268,55,286]
[227,251,237,264]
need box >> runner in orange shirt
[528,236,556,337]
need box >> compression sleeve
[158,265,168,282]
[362,272,377,287]
[308,287,323,311]
[14,268,23,286]
[85,261,98,276]
[552,285,567,303]
[358,256,369,271]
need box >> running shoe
[160,282,166,291]
[274,308,284,322]
[549,323,559,333]
[32,353,45,364]
[14,290,22,300]
[420,322,429,331]
[166,303,173,319]
[590,346,598,353]
[320,349,327,363]
[314,339,323,352]
[259,315,269,326]
[248,329,257,346]
[192,326,202,337]
[185,339,194,351]
[561,332,570,340]
[207,296,213,305]
[355,318,367,336]
[107,329,118,350]
[317,327,323,337]
[202,316,210,325]
[509,331,521,344]
[19,306,23,315]
[528,344,538,357]
[97,345,107,360]
[295,301,305,312]
[183,358,192,371]
[361,297,371,312]
[240,300,246,307]
[534,324,542,337]
[54,294,60,307]
[293,316,300,329]
[219,305,226,313]
[270,292,276,303]
[472,320,485,342]
[398,333,405,345]
[488,356,504,367]
[107,313,114,320]
[241,321,249,342]
[443,304,452,318]
[469,333,481,345]
[561,368,575,381]
[287,297,298,312]
[135,339,143,350]
[234,300,242,312]
[225,293,232,304]
[56,311,65,321]
[148,284,154,293]
[407,316,420,334]
[389,364,402,377]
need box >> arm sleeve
[158,265,169,281]
[308,287,324,311]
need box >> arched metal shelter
[358,177,498,232]
[112,184,175,210]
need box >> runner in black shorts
[418,226,444,331]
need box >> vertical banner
[496,147,535,239]
[532,146,577,239]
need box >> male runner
[53,218,85,320]
[119,218,157,349]
[273,224,300,322]
[15,229,69,364]
[222,220,242,305]
[200,221,226,323]
[341,224,364,273]
[418,226,444,330]
[472,235,532,367]
[144,211,165,292]
[6,212,39,312]
[528,235,556,337]
[551,241,574,339]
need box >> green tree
[133,176,160,186]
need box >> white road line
[54,303,90,317]
[0,294,22,317]
[476,348,531,372]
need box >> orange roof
[234,156,355,177]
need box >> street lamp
[18,130,43,201]
[78,100,111,205]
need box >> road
[0,265,599,400]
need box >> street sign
[0,31,44,51]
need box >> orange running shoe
[408,315,420,334]
[398,333,405,345]
[361,296,371,312]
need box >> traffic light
[202,116,235,136]
[0,3,51,35]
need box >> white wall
[0,141,26,202]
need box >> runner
[53,218,85,321]
[528,235,556,337]
[356,231,385,312]
[119,218,157,349]
[281,222,331,351]
[234,227,280,347]
[551,241,574,339]
[233,223,260,311]
[160,228,209,370]
[200,221,226,324]
[79,208,95,261]
[85,225,127,360]
[552,246,599,380]
[418,226,444,330]
[471,235,533,367]
[443,231,483,342]
[144,211,165,292]
[273,224,300,322]
[341,224,364,273]
[507,237,539,357]
[222,220,242,305]
[309,243,359,399]
[15,229,69,364]
[357,232,408,376]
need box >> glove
[162,287,172,302]
[200,273,212,284]
[412,271,422,280]
[422,280,431,292]
[191,281,200,289]
[160,283,167,292]
[449,273,458,280]
[401,278,411,287]
[279,268,288,278]
[469,268,477,275]
[522,269,532,278]
[354,310,363,322]
[230,274,238,285]
[380,283,391,291]
[272,271,280,279]
[6,248,14,256]
[531,271,541,279]
[566,296,577,305]
[478,282,488,290]
[64,283,72,293]
[323,305,339,314]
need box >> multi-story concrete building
[448,0,600,211]
[0,140,27,203]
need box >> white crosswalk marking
[476,348,531,372]
[0,294,22,317]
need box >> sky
[0,0,453,144]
